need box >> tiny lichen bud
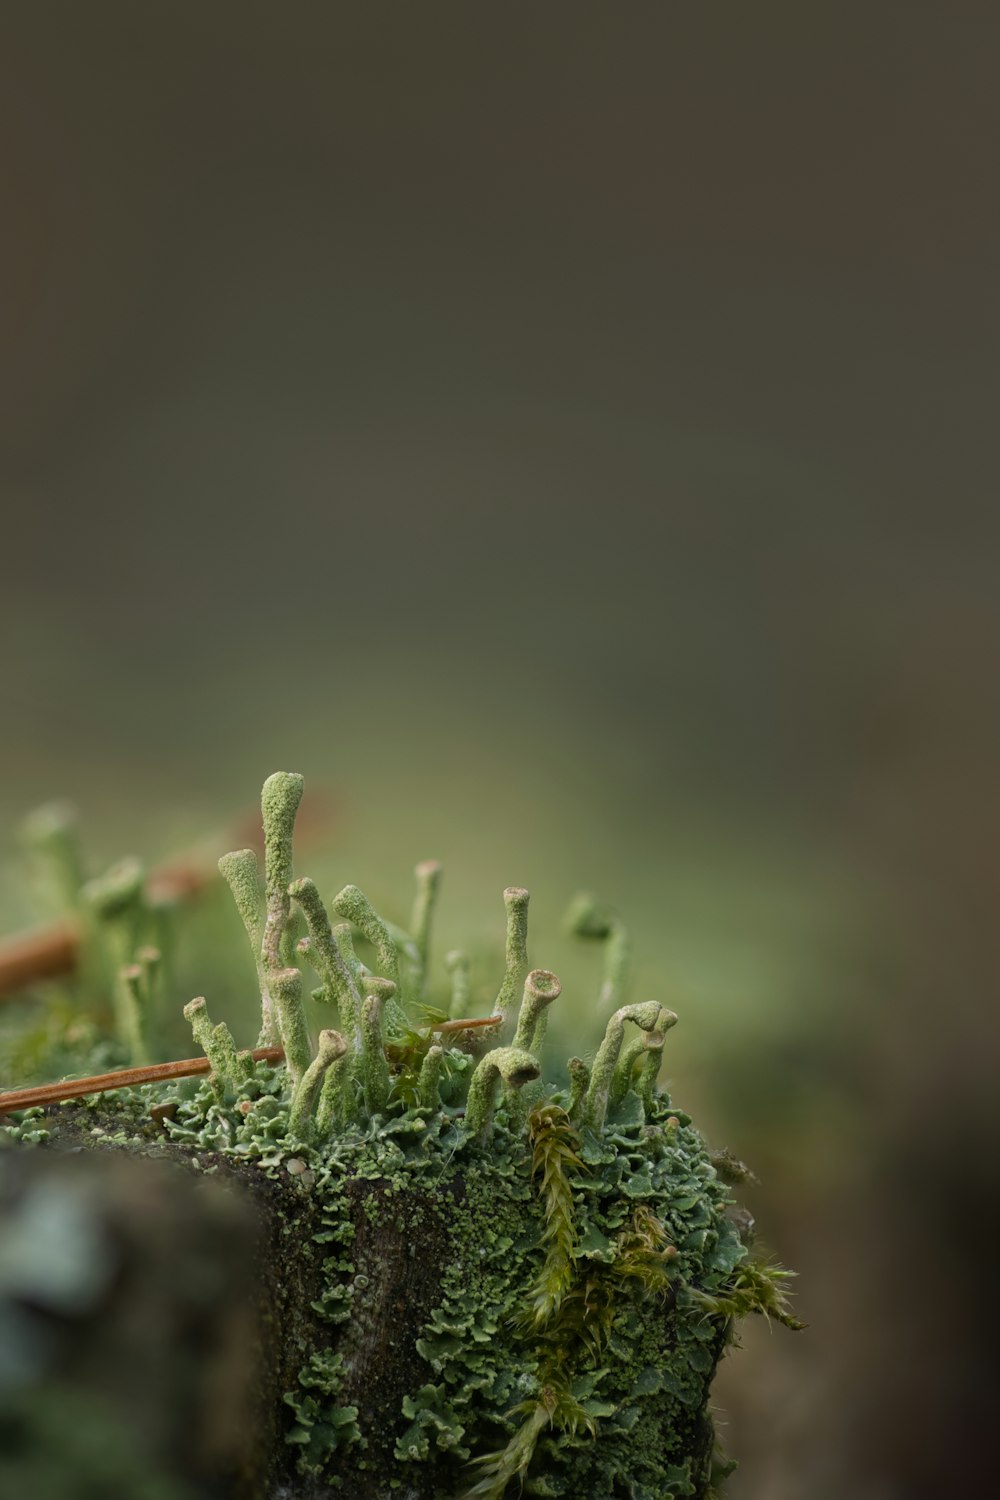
[184,996,214,1061]
[290,1027,348,1139]
[118,963,149,1066]
[709,1148,759,1186]
[82,857,145,921]
[416,1043,445,1111]
[465,1046,541,1143]
[136,945,161,986]
[563,891,611,940]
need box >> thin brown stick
[431,1014,502,1035]
[0,1046,285,1115]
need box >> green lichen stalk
[289,876,362,1043]
[494,886,530,1035]
[584,1001,663,1131]
[464,1046,541,1142]
[289,1028,347,1140]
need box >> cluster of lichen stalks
[180,772,679,1152]
[4,772,801,1500]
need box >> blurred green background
[1,4,997,1496]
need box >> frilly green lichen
[3,770,801,1500]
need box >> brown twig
[0,919,80,996]
[0,1046,285,1115]
[431,1014,502,1035]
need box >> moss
[1,772,801,1499]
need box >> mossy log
[2,771,799,1499]
[1,1088,744,1500]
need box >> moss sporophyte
[0,773,802,1500]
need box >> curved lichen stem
[508,969,562,1118]
[332,921,365,989]
[610,1008,676,1111]
[583,1001,662,1131]
[464,1046,540,1143]
[610,1030,663,1111]
[290,1028,347,1139]
[511,969,562,1054]
[290,877,362,1044]
[333,884,410,1031]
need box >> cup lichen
[0,770,801,1500]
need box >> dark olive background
[2,5,997,1496]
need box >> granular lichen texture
[0,772,801,1500]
